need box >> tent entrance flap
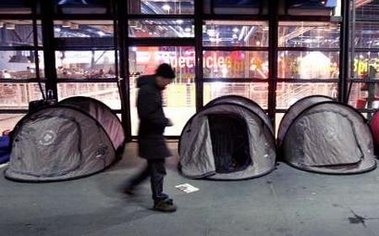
[208,114,251,173]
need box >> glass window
[347,82,379,110]
[55,0,109,14]
[351,52,379,79]
[276,82,334,109]
[353,22,379,49]
[348,61,379,110]
[129,46,196,136]
[203,0,261,15]
[203,51,269,79]
[0,50,44,79]
[0,114,23,131]
[354,0,378,21]
[129,19,194,38]
[285,0,340,16]
[278,22,340,48]
[129,46,195,83]
[0,83,44,109]
[278,51,339,79]
[0,0,32,14]
[0,20,40,46]
[204,21,268,47]
[128,0,194,15]
[57,83,120,109]
[55,50,116,79]
[350,0,379,118]
[204,82,268,109]
[54,20,114,38]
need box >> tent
[178,95,276,180]
[4,96,125,182]
[278,95,376,174]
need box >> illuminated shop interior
[0,0,379,138]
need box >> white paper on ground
[175,183,199,193]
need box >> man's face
[156,76,173,89]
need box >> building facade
[0,0,378,139]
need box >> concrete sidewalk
[1,141,379,236]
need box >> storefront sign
[137,50,264,76]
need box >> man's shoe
[153,199,177,212]
[123,187,135,195]
[120,183,136,195]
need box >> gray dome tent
[5,96,125,182]
[278,95,376,174]
[178,95,276,180]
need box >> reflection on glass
[0,114,24,131]
[353,22,379,48]
[278,22,340,48]
[285,0,339,16]
[0,83,44,109]
[278,51,339,79]
[55,51,116,79]
[204,82,268,108]
[0,50,44,79]
[55,0,108,14]
[352,54,379,79]
[354,0,377,20]
[204,21,268,47]
[54,20,113,38]
[128,46,196,136]
[129,46,195,83]
[128,0,194,15]
[349,82,365,109]
[0,20,40,46]
[203,0,261,15]
[129,19,194,38]
[203,51,268,79]
[276,83,333,109]
[349,81,379,110]
[57,83,120,109]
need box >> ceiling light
[5,23,15,30]
[162,4,171,12]
[62,21,71,28]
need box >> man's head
[155,63,175,89]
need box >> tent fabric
[279,95,376,174]
[178,95,276,180]
[206,95,274,134]
[59,96,125,150]
[4,96,125,182]
[277,95,333,147]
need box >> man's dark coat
[136,75,172,159]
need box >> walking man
[124,63,177,212]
